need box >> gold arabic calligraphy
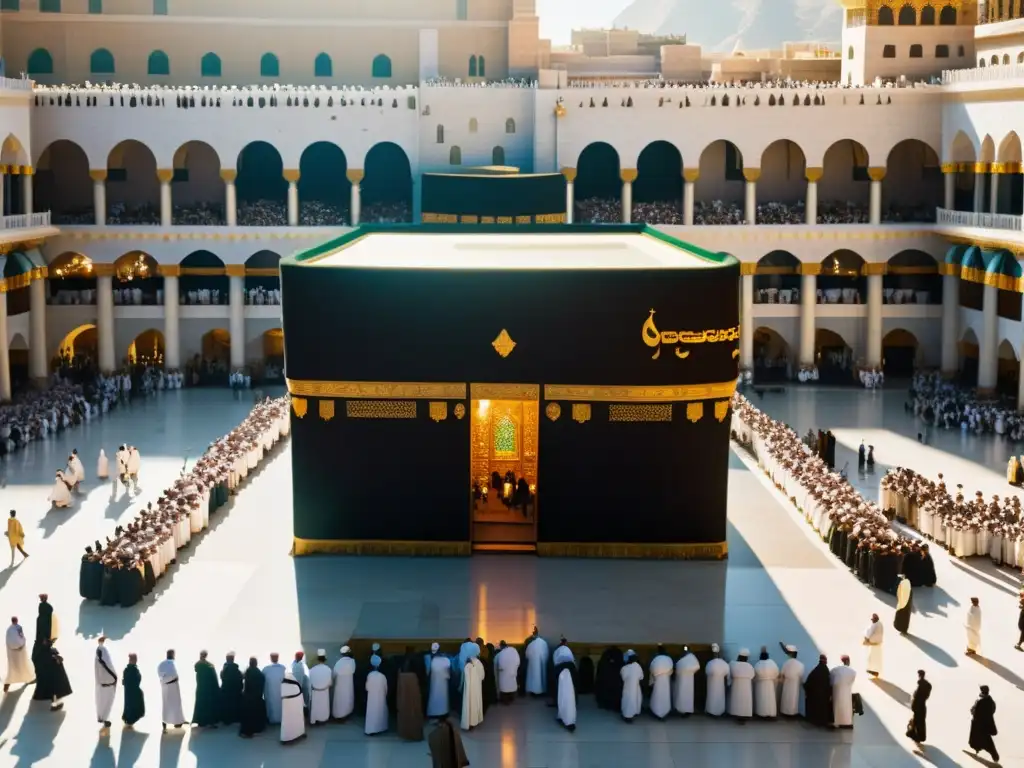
[642,310,740,360]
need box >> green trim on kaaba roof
[283,223,738,269]
[944,244,968,265]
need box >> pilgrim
[493,641,520,704]
[428,718,470,768]
[672,647,699,716]
[219,653,243,726]
[121,654,145,727]
[459,653,484,731]
[619,650,643,722]
[803,655,832,727]
[6,510,27,566]
[552,639,577,732]
[262,653,286,724]
[158,649,185,731]
[523,627,549,696]
[778,644,804,717]
[752,647,779,719]
[330,646,356,721]
[728,649,755,721]
[968,686,999,763]
[965,597,982,656]
[648,645,673,720]
[863,614,883,677]
[704,644,729,717]
[594,645,624,711]
[239,658,267,737]
[291,651,310,713]
[97,449,109,481]
[396,648,425,741]
[3,616,32,691]
[425,643,451,718]
[32,595,69,710]
[280,669,306,743]
[829,655,856,729]
[192,650,220,727]
[94,637,118,728]
[49,471,72,508]
[70,450,85,488]
[894,575,913,635]
[308,650,332,725]
[365,655,389,735]
[906,670,931,744]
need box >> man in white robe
[619,650,644,721]
[70,450,85,489]
[280,669,306,743]
[157,649,185,731]
[829,655,857,728]
[493,641,520,704]
[456,638,479,692]
[672,647,699,716]
[49,472,71,508]
[94,637,117,727]
[752,647,779,719]
[552,640,576,731]
[705,643,729,717]
[648,645,673,720]
[426,644,451,718]
[262,652,286,724]
[97,450,109,481]
[4,616,32,692]
[965,597,982,656]
[728,649,755,721]
[524,630,549,696]
[331,646,356,721]
[777,644,805,717]
[863,614,883,677]
[307,650,331,725]
[460,655,484,731]
[365,655,389,735]
[127,447,141,491]
[291,651,310,713]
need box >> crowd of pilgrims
[731,394,939,593]
[754,287,932,306]
[50,285,283,307]
[882,467,1024,568]
[78,397,290,608]
[562,77,933,90]
[907,371,1024,440]
[53,200,412,227]
[573,198,935,225]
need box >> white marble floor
[0,387,1021,767]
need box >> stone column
[973,163,987,214]
[989,165,1001,213]
[157,168,173,227]
[799,265,818,367]
[29,270,46,384]
[683,167,698,226]
[865,265,884,368]
[942,163,956,210]
[743,168,760,225]
[221,169,238,226]
[979,283,999,392]
[96,267,116,373]
[283,169,300,227]
[227,266,245,370]
[940,266,959,376]
[620,168,636,224]
[21,167,32,215]
[162,267,181,370]
[805,167,822,225]
[347,169,364,226]
[561,167,576,223]
[868,166,885,225]
[90,169,107,226]
[740,264,755,371]
[0,291,9,402]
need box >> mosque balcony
[934,218,1024,250]
[0,77,34,94]
[936,208,1022,232]
[0,211,59,246]
[941,63,1024,92]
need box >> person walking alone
[6,510,27,567]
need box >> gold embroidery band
[345,400,417,419]
[545,381,736,403]
[536,541,728,560]
[470,383,539,400]
[288,380,466,399]
[293,538,471,557]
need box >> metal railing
[0,76,33,92]
[0,211,52,229]
[936,207,1023,230]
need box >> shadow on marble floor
[965,652,1024,691]
[9,704,64,767]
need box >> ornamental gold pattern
[545,402,562,421]
[470,383,539,400]
[686,403,704,422]
[492,329,516,358]
[294,538,472,557]
[318,399,335,421]
[429,402,448,422]
[421,213,566,224]
[345,400,418,419]
[537,541,727,560]
[642,311,741,360]
[292,397,308,419]
[454,403,466,420]
[608,404,673,422]
[288,380,466,399]
[714,400,730,422]
[572,403,591,423]
[545,381,736,403]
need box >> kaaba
[282,223,739,558]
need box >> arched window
[90,48,115,75]
[469,117,478,133]
[959,45,966,57]
[147,50,169,75]
[449,146,462,165]
[909,44,923,57]
[898,4,917,23]
[456,0,467,19]
[153,0,167,13]
[478,55,486,77]
[27,48,53,75]
[847,45,854,59]
[883,44,897,58]
[939,4,956,22]
[372,54,391,78]
[920,4,935,22]
[878,5,894,23]
[201,52,221,77]
[314,52,332,78]
[39,0,59,10]
[1004,53,1012,64]
[492,146,505,165]
[935,44,949,57]
[979,58,986,66]
[260,53,279,77]
[991,54,999,65]
[436,125,445,144]
[505,118,516,133]
[88,0,102,12]
[1019,51,1024,63]
[469,55,477,77]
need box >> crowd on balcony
[908,371,1024,439]
[753,287,933,305]
[565,76,933,90]
[246,287,282,306]
[423,77,536,88]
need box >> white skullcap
[785,645,797,653]
[431,642,440,652]
[625,649,636,660]
[316,648,326,656]
[370,655,381,668]
[711,643,720,653]
[340,646,350,654]
[739,648,749,657]
[372,643,380,652]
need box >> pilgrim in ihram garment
[365,655,389,735]
[619,650,644,722]
[332,646,356,721]
[648,645,673,720]
[460,655,484,731]
[965,597,982,655]
[94,637,117,727]
[672,647,699,716]
[704,644,729,717]
[552,640,577,731]
[778,644,805,717]
[830,655,857,728]
[863,614,883,677]
[426,643,451,718]
[493,641,520,704]
[4,616,32,691]
[280,669,306,743]
[752,647,779,719]
[158,650,185,731]
[524,628,549,696]
[308,650,332,725]
[728,649,755,721]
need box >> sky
[537,0,627,44]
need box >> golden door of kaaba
[469,384,539,551]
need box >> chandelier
[115,252,153,282]
[51,253,94,279]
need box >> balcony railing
[1,212,52,230]
[942,65,1024,84]
[0,76,33,92]
[936,207,1022,231]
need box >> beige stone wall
[53,0,513,21]
[437,26,509,80]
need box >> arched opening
[127,329,164,367]
[3,253,33,323]
[172,140,223,224]
[180,250,228,305]
[920,4,936,22]
[113,251,163,306]
[815,328,853,383]
[436,125,444,144]
[882,329,919,377]
[107,139,160,224]
[885,250,940,305]
[997,338,1018,395]
[753,327,791,382]
[298,142,348,225]
[244,250,281,304]
[878,5,895,23]
[34,139,90,222]
[363,142,413,222]
[634,140,682,223]
[884,139,941,221]
[56,324,98,370]
[8,333,28,390]
[0,135,26,216]
[898,3,917,23]
[950,130,978,211]
[996,131,1023,215]
[939,3,956,22]
[202,329,231,363]
[505,118,516,134]
[449,146,462,166]
[147,50,170,76]
[819,249,866,304]
[754,251,801,303]
[372,54,392,78]
[759,139,807,216]
[959,328,980,386]
[821,139,870,217]
[27,48,54,77]
[200,52,221,78]
[574,141,622,223]
[469,55,478,77]
[469,117,478,133]
[314,52,332,78]
[491,146,505,166]
[236,141,286,225]
[47,252,97,306]
[260,52,279,78]
[261,328,284,383]
[695,140,744,224]
[90,48,115,76]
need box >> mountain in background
[612,0,842,51]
